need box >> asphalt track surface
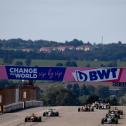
[0,106,126,126]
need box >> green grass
[32,59,66,66]
[32,60,115,67]
[1,58,126,67]
[76,60,112,67]
[117,61,126,67]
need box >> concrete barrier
[3,100,43,113]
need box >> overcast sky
[0,0,126,43]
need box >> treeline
[38,84,126,106]
[1,80,126,106]
[0,38,83,49]
[0,39,126,62]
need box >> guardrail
[25,100,43,108]
[3,102,24,113]
[3,100,43,113]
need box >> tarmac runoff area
[0,106,126,126]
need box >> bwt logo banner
[72,68,121,82]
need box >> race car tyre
[101,119,104,124]
[78,108,80,112]
[115,119,118,124]
[25,118,27,122]
[38,117,42,122]
[43,112,47,117]
[55,112,59,116]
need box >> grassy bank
[0,58,126,67]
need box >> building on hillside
[39,47,52,53]
[55,46,67,52]
[67,46,75,50]
[52,45,75,52]
[39,43,92,53]
[21,48,32,52]
[76,43,92,51]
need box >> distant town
[0,38,125,62]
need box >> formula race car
[43,109,59,117]
[94,102,110,110]
[109,108,123,115]
[101,116,118,124]
[106,111,120,119]
[25,113,42,122]
[99,104,111,110]
[78,106,94,112]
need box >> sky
[0,0,126,43]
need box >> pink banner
[0,65,126,82]
[0,66,8,79]
[63,67,125,82]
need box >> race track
[0,106,126,126]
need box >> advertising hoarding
[0,66,126,82]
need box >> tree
[43,85,78,106]
[56,62,63,66]
[79,95,88,105]
[85,63,90,67]
[25,58,32,66]
[80,85,90,95]
[65,60,77,67]
[0,43,2,49]
[118,41,122,44]
[100,64,106,67]
[86,95,99,104]
[96,86,110,98]
[15,61,23,66]
[107,61,117,67]
[0,80,15,88]
[87,85,95,95]
[119,95,126,105]
[65,39,84,47]
[108,96,118,106]
[3,55,14,65]
[1,38,126,61]
[71,84,80,97]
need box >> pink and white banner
[0,65,126,82]
[64,67,123,82]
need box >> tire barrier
[3,100,43,113]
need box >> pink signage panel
[0,65,126,82]
[0,66,8,79]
